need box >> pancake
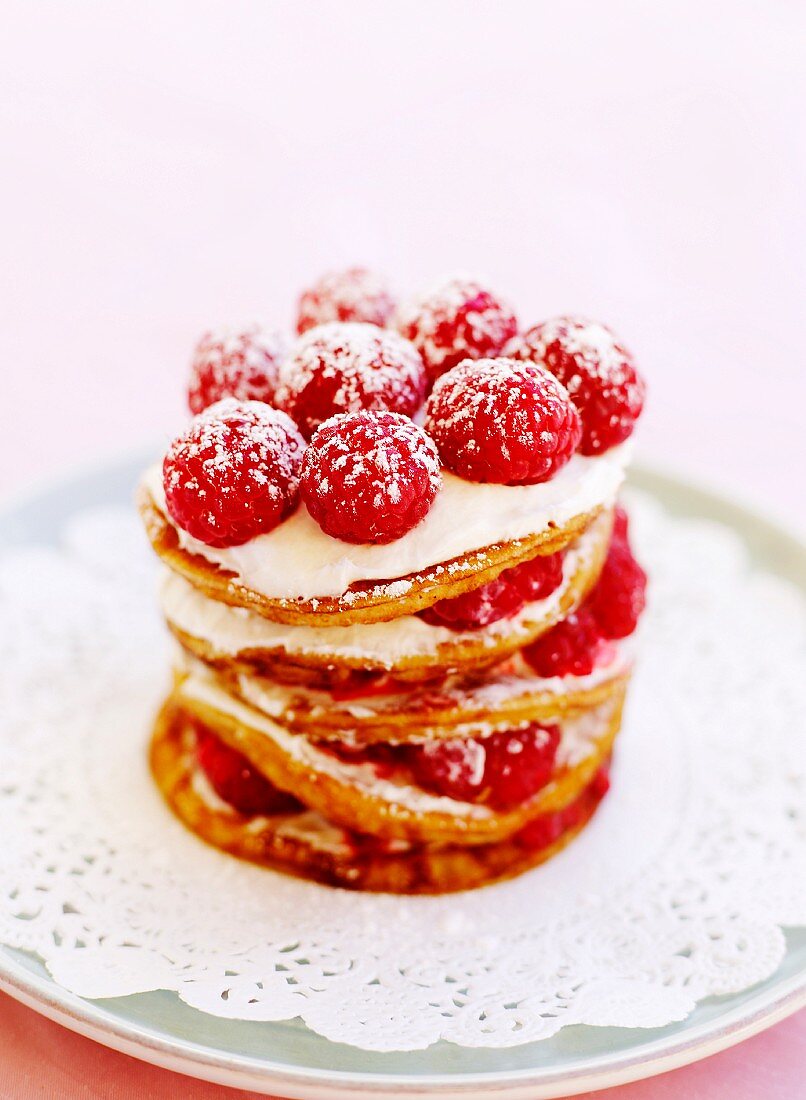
[158,509,613,679]
[150,698,613,894]
[176,645,631,744]
[170,671,625,847]
[139,483,606,627]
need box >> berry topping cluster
[395,276,518,379]
[276,321,427,439]
[164,268,646,548]
[424,358,582,485]
[506,317,645,454]
[163,399,305,547]
[523,506,647,676]
[188,325,286,414]
[300,411,442,544]
[296,267,396,334]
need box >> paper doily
[0,491,804,1052]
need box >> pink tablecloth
[0,992,802,1098]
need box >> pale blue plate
[0,453,804,1099]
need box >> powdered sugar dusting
[505,316,645,455]
[162,399,305,547]
[188,325,287,414]
[276,322,427,437]
[395,275,518,375]
[424,357,581,485]
[296,267,395,334]
[300,410,442,544]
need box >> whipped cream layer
[144,441,630,600]
[159,522,597,665]
[179,669,615,818]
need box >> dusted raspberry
[196,729,302,816]
[417,575,525,631]
[296,267,395,334]
[300,410,442,544]
[395,276,518,379]
[506,550,564,602]
[588,532,647,639]
[407,723,560,809]
[424,357,582,484]
[505,316,645,454]
[482,723,561,808]
[162,399,305,547]
[276,322,427,438]
[522,608,604,678]
[187,325,286,414]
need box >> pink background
[0,1,804,1095]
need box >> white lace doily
[0,491,804,1052]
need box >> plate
[0,451,804,1099]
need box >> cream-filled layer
[177,670,615,816]
[143,441,629,600]
[224,645,631,727]
[159,521,599,666]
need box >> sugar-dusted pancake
[177,645,631,744]
[139,483,606,627]
[170,670,625,847]
[150,699,613,894]
[158,509,612,679]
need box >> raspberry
[395,276,518,379]
[417,575,524,631]
[300,411,442,544]
[517,763,611,850]
[296,267,395,334]
[505,317,645,455]
[407,723,560,809]
[276,322,427,438]
[516,808,564,851]
[417,550,563,632]
[588,530,647,639]
[612,503,630,543]
[187,325,286,414]
[163,399,305,547]
[196,728,301,815]
[424,357,581,484]
[506,550,564,602]
[523,608,604,678]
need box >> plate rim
[1,449,804,1098]
[0,954,804,1099]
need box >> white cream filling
[178,671,613,817]
[144,441,629,600]
[159,522,598,665]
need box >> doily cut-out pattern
[0,492,803,1051]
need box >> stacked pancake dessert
[139,269,647,893]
